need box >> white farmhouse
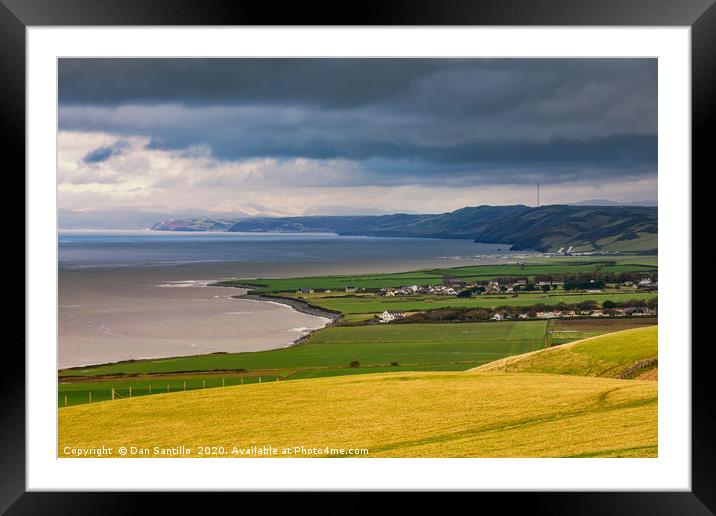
[378,310,406,323]
[536,311,561,319]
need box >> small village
[377,305,657,323]
[374,274,656,298]
[357,274,658,323]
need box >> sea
[58,230,520,369]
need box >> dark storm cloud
[59,58,444,107]
[142,132,654,181]
[353,134,657,184]
[59,58,657,185]
[58,58,656,110]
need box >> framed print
[5,0,711,512]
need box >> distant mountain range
[151,204,658,253]
[59,209,244,230]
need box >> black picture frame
[4,0,709,513]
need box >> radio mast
[537,182,540,207]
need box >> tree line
[395,297,657,323]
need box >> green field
[59,318,656,407]
[59,373,282,407]
[58,370,657,458]
[524,255,658,267]
[224,258,657,293]
[474,326,658,378]
[550,317,658,341]
[59,320,552,407]
[61,320,549,379]
[588,233,659,253]
[296,290,657,315]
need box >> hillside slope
[152,204,657,252]
[58,371,657,458]
[471,326,657,378]
[467,205,657,253]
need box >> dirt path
[636,368,658,381]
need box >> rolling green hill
[471,325,657,378]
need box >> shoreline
[234,292,341,322]
[58,282,339,374]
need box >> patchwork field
[224,258,657,293]
[58,370,657,458]
[297,290,658,315]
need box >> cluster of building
[552,247,621,257]
[584,278,656,293]
[625,278,657,288]
[382,284,458,296]
[537,280,565,287]
[443,276,529,293]
[380,276,534,297]
[492,313,530,321]
[491,306,657,321]
[296,276,656,299]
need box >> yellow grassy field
[58,371,657,458]
[471,326,658,378]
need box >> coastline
[58,281,339,374]
[235,292,341,321]
[210,280,342,321]
[230,290,341,349]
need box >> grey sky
[58,58,657,216]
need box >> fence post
[259,377,262,384]
[111,388,115,400]
[64,394,68,406]
[241,377,244,385]
[149,385,152,394]
[222,378,225,387]
[183,381,186,391]
[167,384,170,393]
[88,392,92,403]
[129,386,132,398]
